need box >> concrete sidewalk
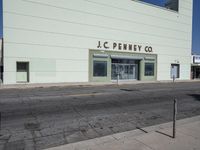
[1,80,200,90]
[46,116,200,150]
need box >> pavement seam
[177,129,200,140]
[134,138,155,150]
[111,135,120,141]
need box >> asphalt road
[0,82,200,150]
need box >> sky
[0,0,199,54]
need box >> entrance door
[171,64,180,79]
[111,63,137,80]
[195,67,200,79]
[16,62,29,83]
[129,65,136,79]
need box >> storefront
[191,55,200,79]
[89,50,157,82]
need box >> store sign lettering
[194,56,200,64]
[97,41,153,53]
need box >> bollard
[173,99,177,138]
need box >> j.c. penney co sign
[97,41,153,53]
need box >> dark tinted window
[93,61,107,77]
[145,63,154,76]
[17,62,28,72]
[137,0,179,12]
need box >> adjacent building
[0,38,2,83]
[191,55,200,79]
[2,0,193,84]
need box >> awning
[93,54,109,58]
[144,57,155,60]
[191,63,200,67]
[110,55,143,60]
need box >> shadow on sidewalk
[189,94,200,101]
[155,131,173,138]
[136,126,174,139]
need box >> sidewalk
[46,116,200,150]
[1,80,200,90]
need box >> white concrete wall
[3,0,193,84]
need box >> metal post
[117,73,119,85]
[173,75,175,83]
[173,99,177,138]
[0,112,1,135]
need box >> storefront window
[145,63,154,76]
[93,61,107,77]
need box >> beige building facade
[2,0,193,84]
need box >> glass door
[111,63,137,80]
[129,65,136,80]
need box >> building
[0,38,2,83]
[191,55,200,79]
[2,0,193,84]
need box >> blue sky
[0,0,199,54]
[192,0,200,54]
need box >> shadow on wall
[189,94,200,101]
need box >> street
[0,82,200,150]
